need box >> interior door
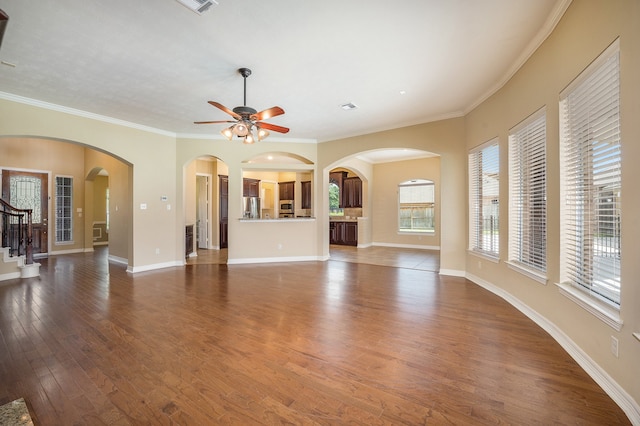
[196,175,209,249]
[1,169,49,255]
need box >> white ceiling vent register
[175,0,218,15]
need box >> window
[469,139,500,257]
[398,180,434,233]
[560,40,621,307]
[508,109,547,278]
[328,182,343,216]
[55,176,73,243]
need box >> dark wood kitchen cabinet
[329,221,357,246]
[243,178,260,197]
[342,177,362,208]
[329,221,338,244]
[185,225,194,258]
[219,175,228,249]
[301,181,311,209]
[279,181,295,200]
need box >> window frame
[468,138,500,259]
[397,179,435,234]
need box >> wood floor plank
[0,247,631,424]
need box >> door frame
[196,173,212,249]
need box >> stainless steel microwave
[280,200,293,212]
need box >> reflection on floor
[188,246,440,272]
[186,248,228,265]
[329,245,440,272]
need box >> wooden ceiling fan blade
[208,101,242,119]
[257,122,289,134]
[194,120,235,124]
[251,106,285,121]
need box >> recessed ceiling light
[400,90,406,95]
[340,102,358,110]
[174,0,217,15]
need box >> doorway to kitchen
[196,174,211,249]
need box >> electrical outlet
[610,336,619,358]
[155,248,160,255]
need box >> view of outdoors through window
[328,182,343,216]
[398,180,434,232]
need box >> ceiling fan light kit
[195,67,289,144]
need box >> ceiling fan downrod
[238,67,251,107]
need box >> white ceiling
[0,0,569,145]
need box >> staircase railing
[0,198,34,265]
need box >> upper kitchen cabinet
[243,178,260,197]
[301,181,311,209]
[342,176,362,208]
[279,181,295,200]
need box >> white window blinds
[560,40,621,306]
[469,139,499,257]
[509,110,546,273]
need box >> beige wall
[93,176,108,223]
[464,0,640,414]
[84,148,131,260]
[91,175,109,245]
[372,156,440,248]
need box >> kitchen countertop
[239,217,316,222]
[329,217,364,222]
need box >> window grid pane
[560,44,621,306]
[469,140,500,256]
[398,181,435,232]
[55,176,73,243]
[509,111,547,273]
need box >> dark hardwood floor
[0,247,630,425]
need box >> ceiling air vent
[175,0,217,15]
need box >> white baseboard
[466,272,640,425]
[50,248,85,255]
[108,255,128,266]
[127,260,184,274]
[227,255,322,265]
[372,242,440,250]
[439,269,466,277]
[0,271,21,282]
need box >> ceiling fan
[195,67,289,144]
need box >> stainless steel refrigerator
[242,197,261,219]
